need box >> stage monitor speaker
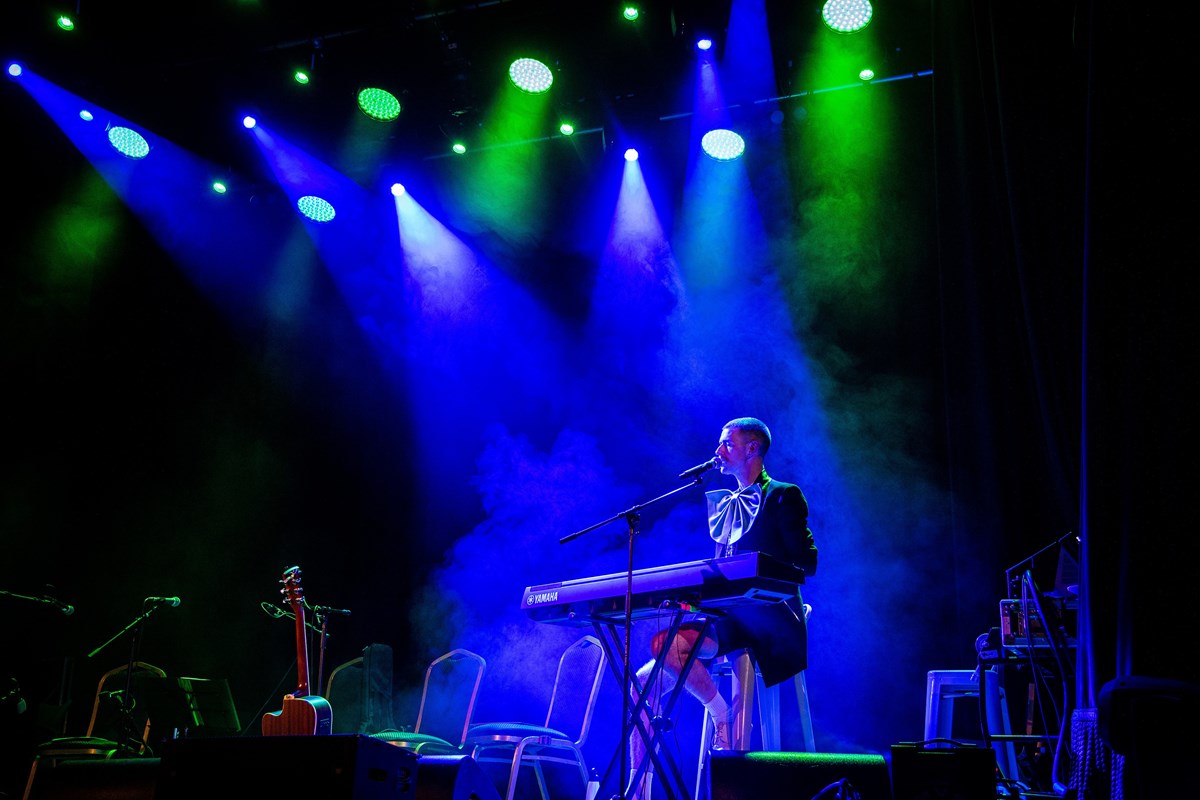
[413,755,502,800]
[24,757,159,800]
[710,751,891,800]
[155,734,417,800]
[890,742,996,800]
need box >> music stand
[137,676,242,740]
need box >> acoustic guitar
[261,566,333,735]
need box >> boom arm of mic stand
[556,474,707,800]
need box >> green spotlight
[559,122,575,135]
[859,68,875,81]
[294,70,310,85]
[508,58,553,93]
[452,142,467,155]
[212,181,228,194]
[700,128,745,161]
[623,6,639,21]
[297,195,336,223]
[56,16,75,31]
[106,125,150,159]
[821,0,873,33]
[357,87,401,121]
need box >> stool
[694,606,814,800]
[924,668,1020,780]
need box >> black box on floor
[155,734,418,800]
[890,741,996,800]
[25,757,160,800]
[710,751,892,800]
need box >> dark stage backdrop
[2,3,1193,799]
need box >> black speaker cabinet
[25,757,159,800]
[710,751,892,800]
[890,742,996,800]
[412,755,502,800]
[154,735,418,800]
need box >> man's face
[714,427,755,473]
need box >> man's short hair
[724,417,772,457]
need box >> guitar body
[262,693,333,736]
[262,566,334,736]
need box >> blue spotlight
[297,195,336,223]
[624,148,639,162]
[79,109,94,121]
[242,115,257,129]
[7,63,22,77]
[107,125,150,159]
[391,183,406,197]
[697,38,713,51]
[700,129,746,161]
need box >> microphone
[313,605,352,616]
[145,596,181,608]
[42,595,75,616]
[678,458,718,480]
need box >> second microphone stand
[86,601,169,755]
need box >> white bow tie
[706,484,762,546]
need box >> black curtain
[939,2,1197,796]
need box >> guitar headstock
[279,566,304,611]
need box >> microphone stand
[561,473,710,800]
[86,602,167,755]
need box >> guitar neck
[292,600,311,696]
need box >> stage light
[452,142,467,154]
[79,109,94,121]
[624,148,638,162]
[859,68,875,81]
[294,70,310,85]
[700,128,745,161]
[56,16,75,31]
[242,115,257,129]
[697,38,713,51]
[7,63,22,77]
[559,122,575,135]
[391,183,406,196]
[508,58,553,93]
[623,6,639,21]
[297,195,336,223]
[212,181,228,194]
[106,125,150,159]
[821,0,873,34]
[357,87,401,121]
